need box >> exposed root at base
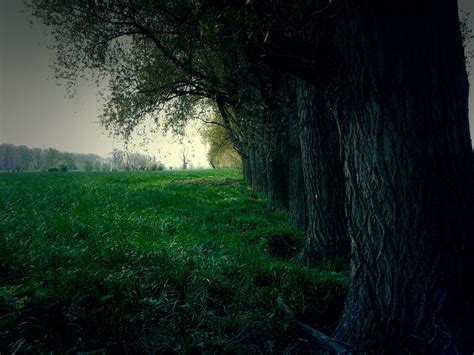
[277,296,350,354]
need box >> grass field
[0,169,348,353]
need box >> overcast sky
[1,1,474,166]
[0,0,210,168]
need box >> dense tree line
[0,144,107,171]
[0,144,163,172]
[31,0,474,352]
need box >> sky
[0,0,210,168]
[1,1,474,165]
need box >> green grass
[0,169,348,353]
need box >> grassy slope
[0,169,347,353]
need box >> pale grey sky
[1,0,473,164]
[0,0,210,168]
[0,0,114,154]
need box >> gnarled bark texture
[288,105,307,230]
[334,1,474,351]
[264,115,289,210]
[296,77,349,263]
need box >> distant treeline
[0,144,164,172]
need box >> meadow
[0,169,347,353]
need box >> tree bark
[241,146,252,186]
[264,132,289,210]
[333,1,474,351]
[257,135,268,196]
[296,77,349,263]
[264,74,291,211]
[287,109,307,231]
[274,75,308,231]
[246,134,259,193]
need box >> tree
[180,148,189,170]
[294,78,348,262]
[251,1,349,256]
[84,160,94,172]
[250,1,473,348]
[111,149,125,170]
[201,111,241,168]
[329,1,474,351]
[29,0,298,213]
[93,160,102,171]
[43,148,61,169]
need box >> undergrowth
[0,169,348,353]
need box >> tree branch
[261,31,340,84]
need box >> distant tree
[0,144,13,171]
[17,145,33,171]
[127,152,155,170]
[0,145,6,170]
[111,149,125,170]
[31,148,42,170]
[84,160,94,172]
[101,163,111,172]
[180,149,189,170]
[93,161,102,171]
[201,114,241,169]
[43,148,61,169]
[0,144,114,172]
[58,162,68,172]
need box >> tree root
[277,296,350,354]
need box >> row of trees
[31,0,473,352]
[0,144,164,172]
[0,144,108,171]
[111,148,165,171]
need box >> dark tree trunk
[257,139,268,195]
[265,144,289,210]
[241,148,252,186]
[287,109,307,230]
[334,1,474,351]
[261,73,291,211]
[263,113,289,211]
[279,116,290,207]
[296,77,349,263]
[248,138,260,192]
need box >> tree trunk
[248,139,260,192]
[287,109,307,230]
[264,113,289,211]
[296,77,349,263]
[257,139,268,195]
[241,147,252,186]
[334,1,474,351]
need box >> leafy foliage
[28,0,283,150]
[201,111,242,168]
